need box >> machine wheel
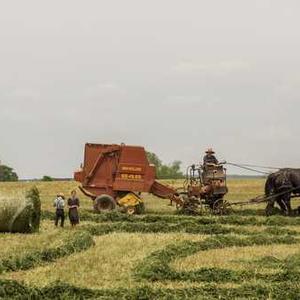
[212,199,232,215]
[94,194,116,212]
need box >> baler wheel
[94,194,116,212]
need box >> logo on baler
[121,166,142,172]
[121,174,142,180]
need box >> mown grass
[1,280,300,300]
[6,233,205,289]
[172,243,300,272]
[134,235,298,282]
[1,178,300,299]
[0,230,94,274]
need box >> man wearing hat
[54,192,65,227]
[203,148,218,165]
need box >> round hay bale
[0,187,41,233]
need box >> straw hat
[205,148,215,154]
[57,192,65,198]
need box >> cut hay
[0,187,41,233]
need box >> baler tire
[94,195,116,212]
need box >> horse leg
[287,200,292,216]
[282,193,292,216]
[265,198,275,216]
[277,197,288,216]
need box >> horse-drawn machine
[176,163,231,215]
[74,143,300,216]
[74,143,232,215]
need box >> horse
[265,169,300,216]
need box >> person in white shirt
[54,193,65,227]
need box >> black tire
[94,194,116,212]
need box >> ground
[0,179,300,299]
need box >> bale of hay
[0,187,41,233]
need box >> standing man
[54,193,65,227]
[203,148,218,165]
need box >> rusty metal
[74,143,183,212]
[180,163,229,214]
[151,181,183,206]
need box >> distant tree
[0,164,18,181]
[169,160,184,179]
[146,152,162,169]
[42,175,53,181]
[146,151,184,179]
[159,161,184,179]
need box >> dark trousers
[55,209,65,227]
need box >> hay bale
[0,187,41,233]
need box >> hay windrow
[0,280,300,300]
[134,235,299,283]
[0,231,94,274]
[42,210,300,227]
[80,222,299,237]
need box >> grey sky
[0,0,300,178]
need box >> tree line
[146,152,184,179]
[0,164,18,181]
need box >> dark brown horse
[265,169,300,216]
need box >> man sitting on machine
[203,148,218,165]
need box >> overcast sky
[0,0,300,178]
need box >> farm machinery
[74,143,182,214]
[74,143,230,214]
[179,163,230,214]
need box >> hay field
[1,178,300,299]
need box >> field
[1,179,300,299]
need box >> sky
[0,0,300,179]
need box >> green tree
[42,175,53,181]
[146,152,162,169]
[146,152,184,179]
[0,164,18,181]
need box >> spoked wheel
[212,199,232,215]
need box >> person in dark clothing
[54,193,65,227]
[203,148,218,165]
[68,190,80,227]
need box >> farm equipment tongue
[150,180,182,206]
[74,143,229,215]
